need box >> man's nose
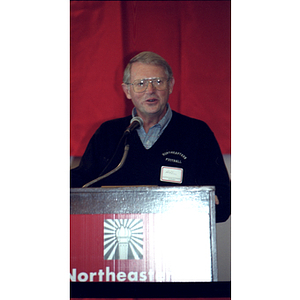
[145,81,155,92]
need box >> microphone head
[130,116,144,128]
[124,116,144,135]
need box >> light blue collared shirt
[132,104,173,149]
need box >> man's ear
[121,83,132,99]
[168,77,175,94]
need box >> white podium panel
[70,186,217,282]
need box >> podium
[70,186,218,285]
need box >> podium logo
[104,219,143,260]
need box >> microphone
[124,116,143,135]
[82,117,143,187]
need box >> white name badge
[160,166,183,184]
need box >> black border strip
[70,282,231,298]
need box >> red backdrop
[70,1,231,156]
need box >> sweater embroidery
[165,158,182,164]
[162,151,187,160]
[162,150,188,165]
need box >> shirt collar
[131,103,172,130]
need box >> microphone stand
[81,117,143,188]
[82,143,130,188]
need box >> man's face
[122,62,175,121]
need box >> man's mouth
[146,98,158,103]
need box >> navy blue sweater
[71,111,230,222]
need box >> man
[71,51,230,222]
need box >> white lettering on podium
[139,271,147,281]
[106,267,115,281]
[128,271,138,281]
[89,272,97,282]
[70,268,171,282]
[148,269,155,281]
[98,269,105,281]
[70,269,76,282]
[78,272,88,282]
[116,271,126,282]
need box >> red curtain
[70,1,231,156]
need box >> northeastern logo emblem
[104,219,143,260]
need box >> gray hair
[123,51,173,84]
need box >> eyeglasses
[126,77,169,93]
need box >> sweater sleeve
[70,117,131,188]
[70,126,106,188]
[201,125,231,222]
